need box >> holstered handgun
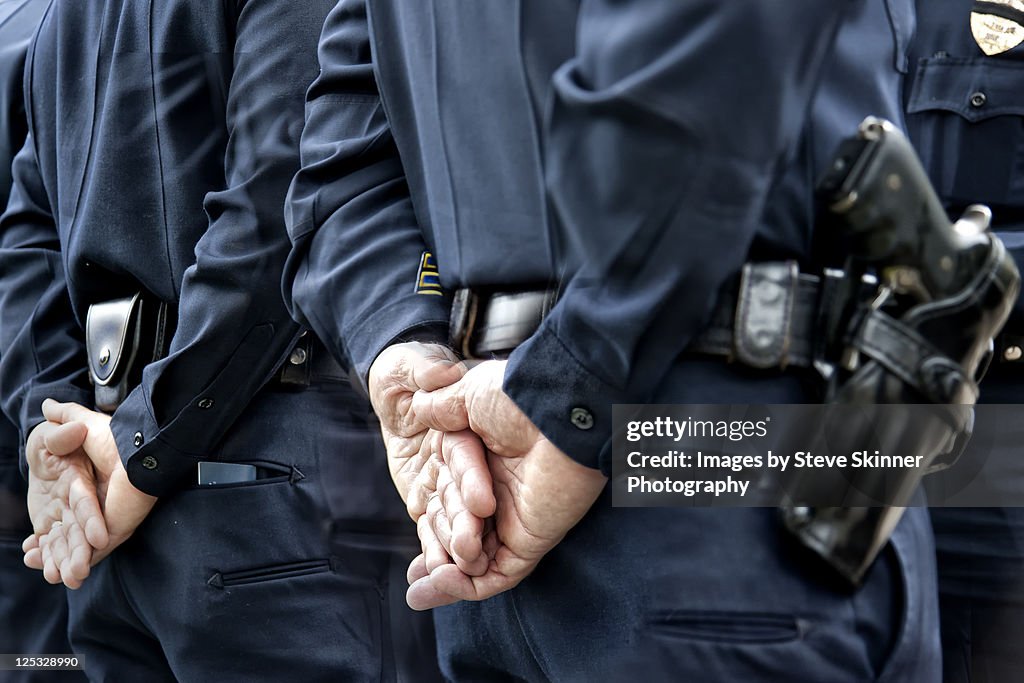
[781,118,1020,584]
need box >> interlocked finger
[437,466,488,576]
[60,508,92,588]
[424,490,453,571]
[417,508,451,574]
[440,429,495,519]
[406,439,443,518]
[40,528,61,585]
[22,534,43,571]
[69,471,108,550]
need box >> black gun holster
[783,235,1018,583]
[780,118,1021,585]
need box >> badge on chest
[972,0,1024,55]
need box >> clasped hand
[26,343,608,601]
[22,399,155,588]
[368,343,607,610]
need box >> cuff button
[141,455,158,471]
[570,407,594,430]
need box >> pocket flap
[85,294,142,386]
[907,57,1024,122]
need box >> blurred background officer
[285,0,940,680]
[0,0,439,680]
[0,1,84,679]
[906,1,1024,680]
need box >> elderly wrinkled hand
[404,360,607,610]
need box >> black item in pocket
[86,292,173,413]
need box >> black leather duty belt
[448,262,824,369]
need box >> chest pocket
[907,55,1024,213]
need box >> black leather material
[690,264,820,369]
[86,294,141,387]
[734,261,800,368]
[851,308,977,404]
[269,334,350,390]
[86,293,172,413]
[784,119,1022,587]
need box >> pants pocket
[186,460,296,492]
[210,558,332,589]
[647,610,805,645]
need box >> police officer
[905,2,1024,680]
[0,2,84,679]
[0,1,439,680]
[285,0,940,680]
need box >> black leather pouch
[86,293,172,413]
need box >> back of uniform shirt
[364,0,577,287]
[25,0,233,305]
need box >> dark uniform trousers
[65,380,440,683]
[904,1,1024,680]
[433,361,940,683]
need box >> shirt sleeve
[283,0,451,388]
[504,0,859,471]
[108,0,337,496]
[0,134,93,457]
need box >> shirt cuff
[109,322,295,496]
[504,324,620,474]
[343,295,451,389]
[110,389,198,497]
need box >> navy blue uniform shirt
[286,0,913,471]
[0,0,334,496]
[906,0,1024,605]
[905,0,1024,327]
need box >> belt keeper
[733,261,799,369]
[448,289,481,359]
